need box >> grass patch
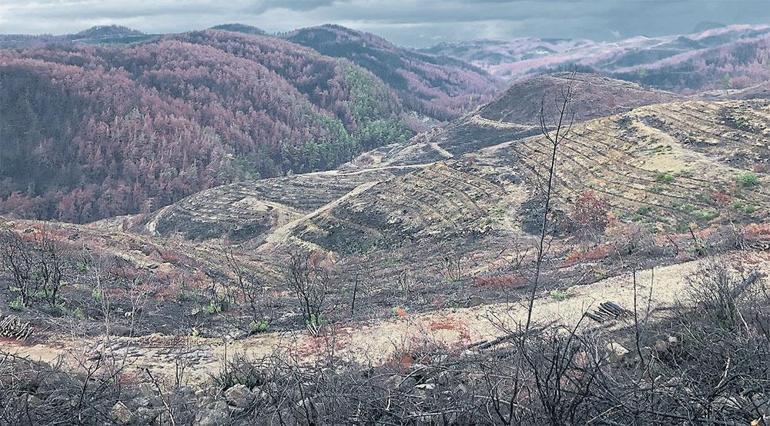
[732,201,758,214]
[694,209,719,222]
[249,320,270,334]
[736,172,759,187]
[8,297,24,312]
[550,289,570,301]
[656,172,675,184]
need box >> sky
[2,0,770,47]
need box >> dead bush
[569,190,611,238]
[285,251,333,331]
[0,229,69,309]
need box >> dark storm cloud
[1,0,769,47]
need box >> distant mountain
[0,30,411,223]
[612,34,770,92]
[422,24,770,93]
[284,24,501,121]
[209,23,266,35]
[419,38,594,69]
[72,25,144,40]
[0,25,154,47]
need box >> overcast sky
[2,0,770,47]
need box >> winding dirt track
[4,251,769,384]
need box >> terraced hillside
[344,73,681,169]
[127,96,770,270]
[478,73,680,125]
[133,167,420,243]
[474,100,770,231]
[291,162,513,255]
[287,100,770,259]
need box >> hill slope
[344,73,681,168]
[126,92,770,284]
[284,25,500,121]
[0,30,410,223]
[613,35,770,92]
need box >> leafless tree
[285,251,331,332]
[0,230,37,307]
[0,229,68,309]
[224,247,273,331]
[524,72,577,333]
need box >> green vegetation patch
[737,172,759,187]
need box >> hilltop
[71,25,144,40]
[284,24,500,121]
[209,23,266,35]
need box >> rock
[654,335,681,355]
[606,341,630,363]
[110,402,134,425]
[466,296,486,308]
[224,384,254,408]
[653,339,669,354]
[194,408,229,426]
[109,325,133,337]
[133,395,161,408]
[135,407,163,424]
[25,394,43,409]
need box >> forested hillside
[0,30,412,223]
[614,35,770,92]
[284,25,500,121]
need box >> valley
[2,19,770,425]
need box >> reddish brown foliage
[0,30,406,223]
[743,223,770,242]
[570,190,611,236]
[562,244,614,267]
